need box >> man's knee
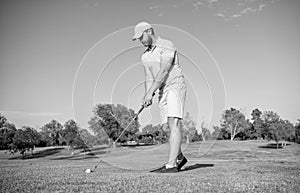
[167,117,181,129]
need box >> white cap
[132,22,152,41]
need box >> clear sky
[1,0,299,131]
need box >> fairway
[1,140,299,193]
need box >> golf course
[1,140,299,193]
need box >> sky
[0,0,299,132]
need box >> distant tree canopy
[1,104,299,157]
[89,104,140,143]
[0,113,102,156]
[261,111,295,145]
[220,108,248,140]
[40,120,63,146]
[200,118,212,141]
[79,128,99,147]
[250,108,264,139]
[212,125,231,140]
[88,115,109,145]
[61,119,85,148]
[201,126,212,141]
[211,108,298,144]
[141,124,168,144]
[182,112,198,143]
[295,120,300,144]
[8,126,40,158]
[0,121,16,150]
[0,113,8,128]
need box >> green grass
[1,140,299,193]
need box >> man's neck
[151,35,158,46]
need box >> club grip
[138,92,155,115]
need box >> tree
[236,119,254,140]
[191,129,203,142]
[90,104,140,143]
[281,120,295,143]
[212,125,220,140]
[0,113,8,128]
[295,119,300,144]
[261,111,295,148]
[202,127,211,141]
[270,119,295,148]
[62,119,85,149]
[221,108,248,140]
[200,118,212,141]
[40,120,63,146]
[142,124,168,144]
[38,131,53,147]
[152,124,168,143]
[110,104,140,142]
[251,108,262,120]
[261,111,281,140]
[88,116,109,145]
[251,108,264,139]
[79,129,99,147]
[0,122,17,150]
[9,126,40,158]
[212,125,230,140]
[142,124,154,134]
[182,112,197,143]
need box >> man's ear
[146,29,152,35]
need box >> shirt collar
[153,37,161,46]
[147,37,161,52]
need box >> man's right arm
[143,64,154,94]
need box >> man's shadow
[180,164,214,172]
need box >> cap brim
[132,32,143,41]
[132,36,139,41]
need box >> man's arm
[143,41,176,107]
[147,54,174,95]
[143,65,155,94]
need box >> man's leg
[162,122,183,161]
[167,117,182,167]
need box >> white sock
[165,164,176,169]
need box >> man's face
[139,31,152,47]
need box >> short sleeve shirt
[141,37,184,89]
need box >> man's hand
[143,92,154,108]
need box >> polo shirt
[141,37,185,90]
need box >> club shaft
[92,105,144,171]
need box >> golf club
[85,105,145,173]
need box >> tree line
[0,117,98,157]
[211,108,300,146]
[1,104,299,157]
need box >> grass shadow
[50,150,107,160]
[9,147,65,160]
[51,155,99,160]
[259,143,291,149]
[79,146,109,153]
[180,164,214,172]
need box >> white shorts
[158,80,187,124]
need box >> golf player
[133,22,188,173]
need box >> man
[132,22,188,173]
